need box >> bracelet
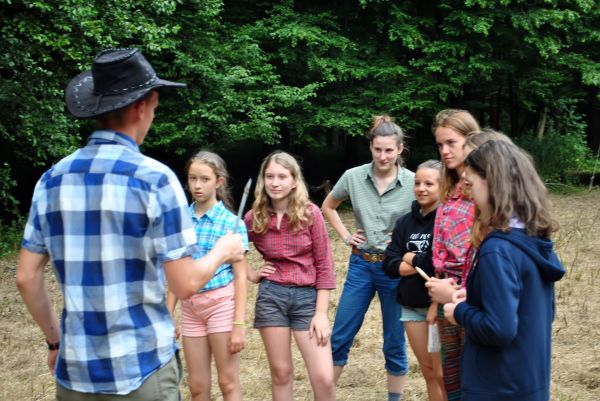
[232,321,245,327]
[46,340,60,351]
[344,234,352,245]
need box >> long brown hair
[185,150,234,211]
[250,151,312,234]
[463,129,514,246]
[464,140,558,240]
[432,109,480,203]
[369,114,407,166]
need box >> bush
[0,217,25,258]
[515,130,594,184]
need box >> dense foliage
[1,0,599,223]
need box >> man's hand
[214,233,245,264]
[48,349,58,375]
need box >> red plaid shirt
[432,182,475,283]
[244,203,335,289]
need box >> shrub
[516,130,593,184]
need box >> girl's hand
[259,261,276,278]
[229,326,246,354]
[443,302,458,325]
[453,288,467,303]
[425,277,460,304]
[309,312,331,346]
[399,261,417,277]
[344,229,366,247]
[426,302,438,325]
[443,292,466,326]
[402,252,415,265]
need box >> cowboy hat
[65,48,186,118]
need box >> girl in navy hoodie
[444,140,565,401]
[384,160,445,401]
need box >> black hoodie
[383,200,436,307]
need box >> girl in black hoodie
[384,160,445,401]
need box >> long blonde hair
[185,150,234,211]
[464,140,558,240]
[250,151,312,234]
[432,109,480,203]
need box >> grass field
[1,190,599,400]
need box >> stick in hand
[233,178,252,233]
[415,266,431,281]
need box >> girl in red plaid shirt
[244,151,336,401]
[425,109,480,401]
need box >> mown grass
[1,190,599,400]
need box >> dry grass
[1,190,599,400]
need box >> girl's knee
[270,365,293,386]
[187,375,210,398]
[217,371,240,395]
[310,369,335,390]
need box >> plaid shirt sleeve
[330,170,350,201]
[22,175,50,254]
[433,195,475,280]
[149,171,196,261]
[308,204,336,289]
[432,206,445,273]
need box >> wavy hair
[185,150,234,211]
[250,151,312,234]
[432,109,480,203]
[464,140,558,241]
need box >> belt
[352,246,385,263]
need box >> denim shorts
[254,280,316,330]
[400,306,429,322]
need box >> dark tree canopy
[1,0,599,221]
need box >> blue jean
[331,253,408,375]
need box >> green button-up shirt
[331,162,415,252]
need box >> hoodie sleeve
[454,249,521,346]
[411,248,435,277]
[383,216,408,279]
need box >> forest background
[1,0,599,246]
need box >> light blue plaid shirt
[22,130,196,395]
[189,201,249,292]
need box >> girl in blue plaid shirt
[167,151,249,401]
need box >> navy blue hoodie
[454,228,565,401]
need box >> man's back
[22,130,195,394]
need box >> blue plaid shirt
[190,201,249,292]
[21,130,196,395]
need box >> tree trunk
[509,77,518,137]
[536,109,547,140]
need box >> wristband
[46,340,60,351]
[232,321,245,327]
[344,234,352,245]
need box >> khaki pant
[56,353,182,401]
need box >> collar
[188,200,224,223]
[366,162,406,186]
[87,130,140,153]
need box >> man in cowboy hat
[16,48,245,400]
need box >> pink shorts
[181,282,235,337]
